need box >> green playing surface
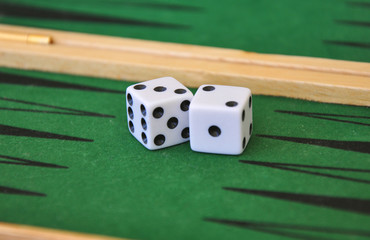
[1,0,370,239]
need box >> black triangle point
[0,154,68,168]
[240,160,370,184]
[0,71,123,94]
[204,218,370,238]
[0,97,115,118]
[223,187,370,215]
[257,134,370,154]
[0,2,189,29]
[0,185,46,197]
[0,124,93,142]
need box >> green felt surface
[0,0,370,240]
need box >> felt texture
[1,67,369,240]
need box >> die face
[190,109,245,154]
[126,77,191,105]
[145,100,191,149]
[189,84,253,155]
[126,77,193,150]
[190,85,251,110]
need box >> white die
[126,77,193,150]
[189,85,253,155]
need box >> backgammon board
[0,1,369,239]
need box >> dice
[189,85,253,155]
[126,77,193,150]
[126,78,253,155]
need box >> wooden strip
[0,24,369,106]
[0,222,128,240]
[0,24,369,77]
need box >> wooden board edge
[0,24,369,106]
[0,44,369,106]
[0,222,129,240]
